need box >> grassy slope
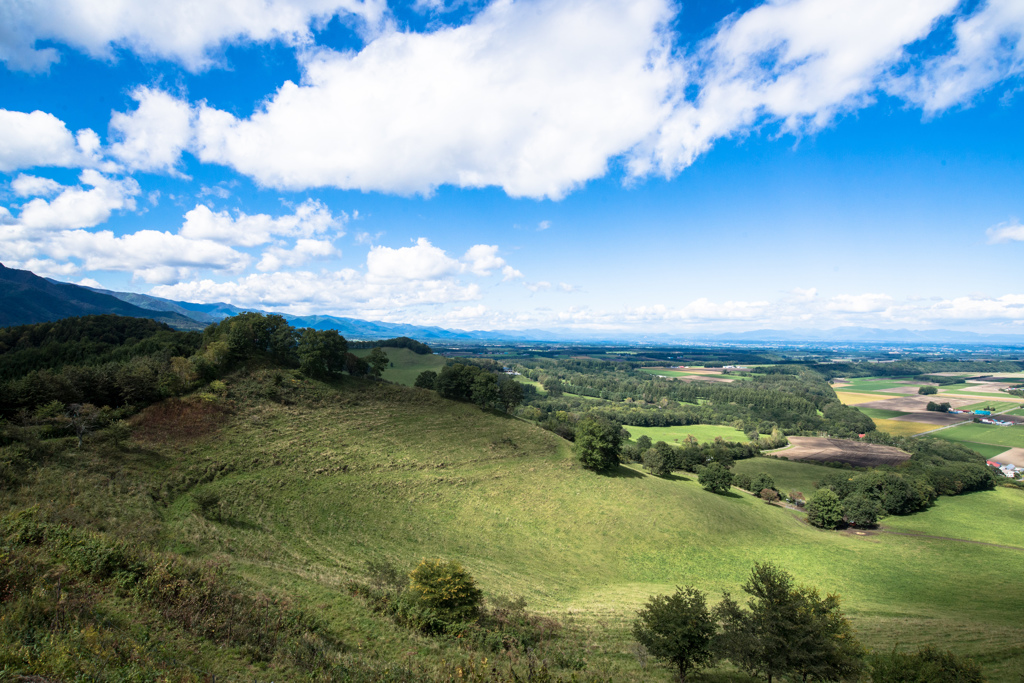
[881,487,1024,547]
[624,424,749,445]
[7,375,1024,681]
[352,347,446,386]
[160,378,1024,681]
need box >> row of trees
[415,363,526,413]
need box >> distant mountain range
[2,262,1023,345]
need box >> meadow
[352,346,446,386]
[144,376,1024,681]
[623,423,749,445]
[731,456,825,495]
[930,422,1024,449]
[6,358,1024,681]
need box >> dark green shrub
[407,558,483,622]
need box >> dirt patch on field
[782,436,910,467]
[992,448,1024,467]
[961,381,1016,394]
[890,412,972,425]
[131,397,233,444]
[857,395,977,411]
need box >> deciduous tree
[633,586,716,681]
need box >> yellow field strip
[835,391,895,405]
[873,419,936,436]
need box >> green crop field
[352,346,446,386]
[624,423,749,444]
[930,423,1024,449]
[840,378,918,393]
[731,457,825,496]
[882,488,1024,548]
[1008,408,1024,416]
[857,407,908,419]
[955,442,1012,459]
[956,400,1021,412]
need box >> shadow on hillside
[603,466,646,479]
[659,473,692,482]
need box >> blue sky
[1,0,1023,334]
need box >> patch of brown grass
[131,397,232,444]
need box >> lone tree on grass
[575,416,623,472]
[698,462,733,494]
[806,487,844,529]
[407,559,482,623]
[633,586,716,681]
[716,563,864,683]
[366,347,390,377]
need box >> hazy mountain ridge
[5,264,1023,344]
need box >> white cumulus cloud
[0,0,389,73]
[11,174,64,197]
[193,0,677,198]
[13,170,140,231]
[179,198,343,247]
[257,238,337,271]
[0,110,99,172]
[109,87,194,174]
[366,237,460,281]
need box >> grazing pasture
[881,487,1024,548]
[781,436,910,467]
[932,423,1024,450]
[351,346,446,386]
[624,423,749,445]
[731,456,825,496]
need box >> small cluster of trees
[633,563,864,682]
[416,362,525,413]
[926,401,952,412]
[918,385,938,395]
[806,470,938,529]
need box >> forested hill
[0,263,202,330]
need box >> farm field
[872,418,937,436]
[931,423,1024,449]
[624,423,749,445]
[991,447,1024,467]
[956,400,1021,412]
[351,346,446,386]
[731,456,825,496]
[781,436,910,467]
[881,487,1024,548]
[834,391,890,405]
[1009,408,1024,416]
[890,411,968,425]
[962,442,1012,459]
[839,378,920,393]
[857,407,908,419]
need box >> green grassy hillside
[5,373,1024,681]
[352,346,446,386]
